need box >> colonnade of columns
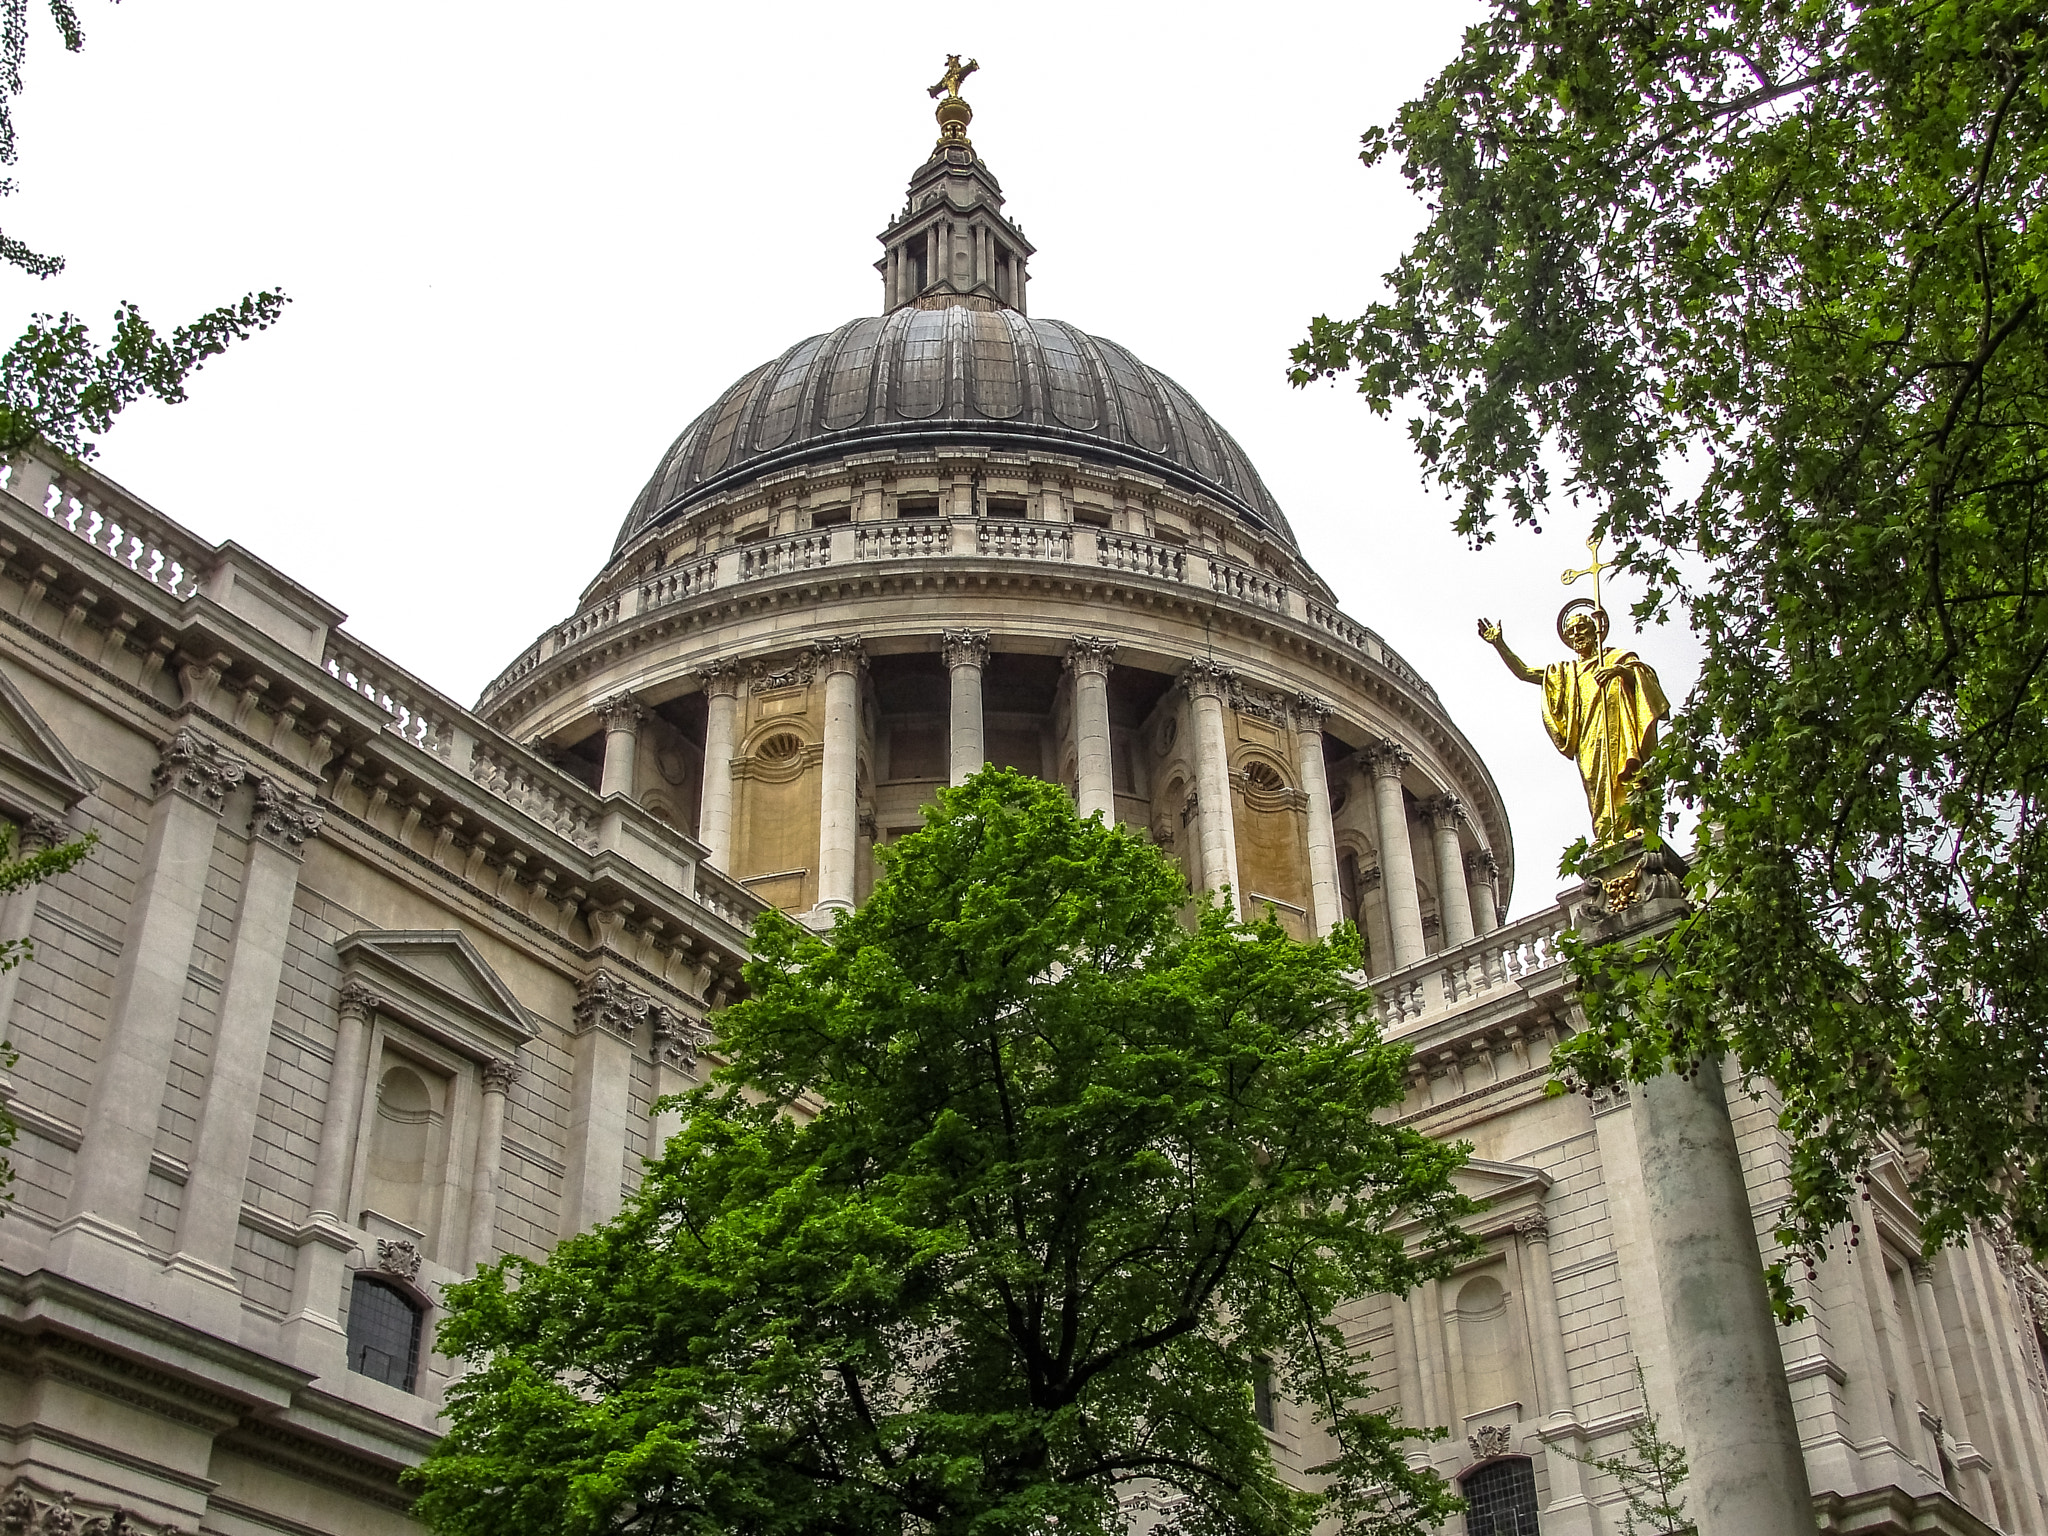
[595,636,1501,963]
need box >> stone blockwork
[0,450,756,1532]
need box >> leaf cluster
[1298,0,2048,1290]
[410,771,1480,1536]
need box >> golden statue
[928,55,979,100]
[1479,551,1670,846]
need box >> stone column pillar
[66,731,244,1237]
[1908,1257,1996,1516]
[1178,661,1239,900]
[815,638,865,911]
[464,1055,520,1272]
[171,779,323,1281]
[562,971,642,1237]
[943,629,990,787]
[1630,1041,1813,1532]
[648,1004,705,1160]
[0,813,65,1036]
[1066,637,1116,822]
[1291,696,1341,935]
[1367,742,1425,968]
[310,980,376,1222]
[1466,848,1502,932]
[1423,795,1475,948]
[696,662,740,869]
[598,693,642,799]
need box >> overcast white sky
[0,0,1700,918]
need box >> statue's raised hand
[1477,617,1503,645]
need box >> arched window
[1461,1455,1542,1535]
[346,1274,423,1392]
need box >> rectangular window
[811,508,851,529]
[1073,506,1113,529]
[986,496,1028,518]
[1252,1356,1275,1430]
[896,499,941,519]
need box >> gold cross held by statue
[929,55,979,100]
[1562,535,1615,610]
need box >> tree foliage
[410,770,1479,1536]
[0,0,286,461]
[1292,0,2048,1291]
[1566,1362,1688,1536]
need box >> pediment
[337,929,535,1063]
[1394,1158,1553,1246]
[0,663,94,822]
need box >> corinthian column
[696,661,740,869]
[1178,660,1239,900]
[1292,696,1341,934]
[816,637,865,910]
[1465,847,1501,932]
[1367,742,1425,968]
[1422,795,1475,948]
[942,629,990,786]
[0,813,64,1035]
[1909,1257,1996,1516]
[1066,637,1117,823]
[598,693,643,799]
[465,1055,520,1271]
[172,778,323,1280]
[67,730,244,1236]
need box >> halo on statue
[1556,596,1610,647]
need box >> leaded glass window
[346,1274,422,1392]
[1462,1456,1541,1536]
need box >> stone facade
[0,116,2036,1536]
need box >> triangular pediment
[0,663,94,822]
[337,929,535,1062]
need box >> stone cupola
[875,57,1034,313]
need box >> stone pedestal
[1573,843,1813,1536]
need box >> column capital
[1364,738,1412,781]
[574,967,650,1042]
[598,692,644,733]
[1464,846,1500,881]
[1175,657,1235,702]
[1290,693,1334,731]
[813,635,866,679]
[482,1055,524,1095]
[942,628,991,670]
[1063,635,1117,678]
[13,812,66,854]
[652,1006,709,1072]
[1909,1256,1936,1285]
[697,658,743,699]
[249,778,323,858]
[337,978,384,1022]
[151,729,246,813]
[1420,793,1467,830]
[1513,1209,1551,1242]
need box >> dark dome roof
[614,307,1296,554]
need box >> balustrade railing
[1210,557,1287,612]
[555,594,621,650]
[468,743,601,852]
[641,557,717,609]
[740,532,832,579]
[977,520,1071,561]
[1373,905,1571,1026]
[856,520,949,560]
[694,868,765,932]
[323,638,463,758]
[18,466,209,601]
[1095,532,1186,581]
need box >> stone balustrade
[468,743,602,852]
[1209,556,1287,613]
[641,557,717,609]
[323,638,465,758]
[976,520,1071,560]
[1095,531,1187,581]
[555,594,621,650]
[855,520,950,560]
[1374,903,1571,1027]
[693,867,763,933]
[4,461,209,601]
[739,531,832,579]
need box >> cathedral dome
[613,308,1296,556]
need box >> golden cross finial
[928,55,979,101]
[1562,534,1615,611]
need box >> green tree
[0,819,92,1200]
[1292,0,2048,1297]
[409,769,1479,1536]
[0,1,285,461]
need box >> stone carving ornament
[249,777,323,854]
[1467,1424,1514,1460]
[150,729,246,811]
[651,1006,710,1072]
[941,629,990,670]
[575,968,651,1042]
[481,1056,523,1095]
[376,1237,422,1281]
[0,1483,167,1536]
